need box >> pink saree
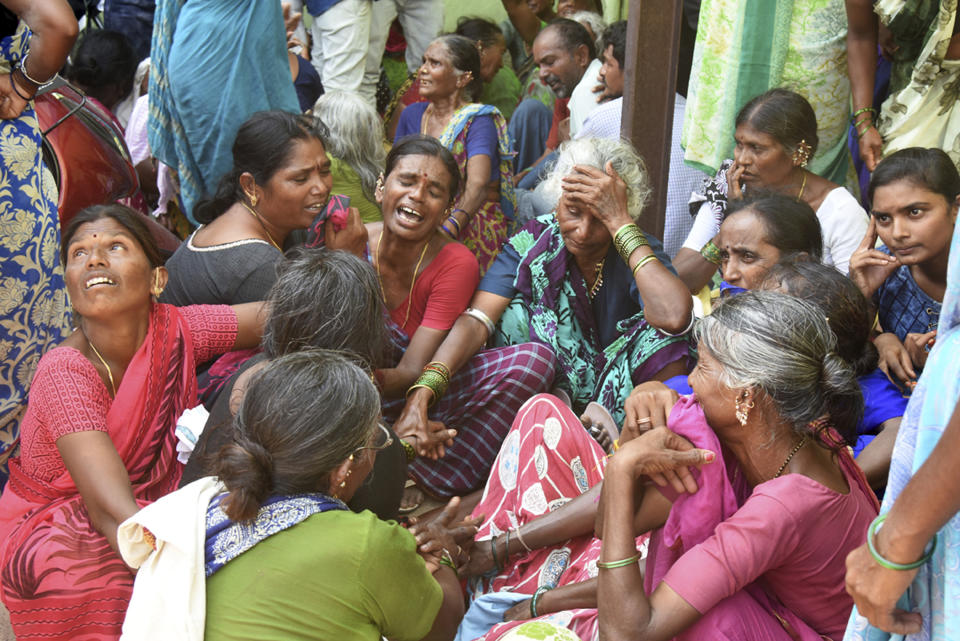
[0,303,231,640]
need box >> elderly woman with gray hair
[396,137,693,456]
[313,91,385,222]
[444,291,878,641]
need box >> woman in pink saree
[0,205,265,640]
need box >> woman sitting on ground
[179,248,407,519]
[760,261,905,492]
[394,34,516,272]
[597,291,878,640]
[396,136,693,451]
[423,291,876,641]
[326,135,555,502]
[0,205,266,640]
[675,88,868,291]
[313,91,386,223]
[119,351,464,641]
[848,147,959,389]
[161,110,340,307]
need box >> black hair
[725,192,823,261]
[385,135,462,203]
[61,204,162,268]
[545,18,597,61]
[735,88,819,157]
[193,111,330,224]
[433,35,485,101]
[600,20,627,69]
[761,260,878,378]
[455,17,504,49]
[67,29,137,109]
[867,147,960,207]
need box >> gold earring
[792,140,811,168]
[375,175,384,194]
[735,395,754,427]
[152,270,163,298]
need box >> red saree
[0,303,237,640]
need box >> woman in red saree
[0,205,265,640]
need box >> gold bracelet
[632,253,659,276]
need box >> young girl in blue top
[849,148,959,389]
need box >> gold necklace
[797,170,808,201]
[84,331,117,397]
[588,258,605,299]
[239,201,282,251]
[773,436,806,478]
[375,231,431,328]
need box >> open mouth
[397,205,424,224]
[85,276,116,289]
[305,201,326,214]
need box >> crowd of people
[0,0,958,640]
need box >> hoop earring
[735,395,755,427]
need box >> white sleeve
[816,189,869,275]
[681,201,721,251]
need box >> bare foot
[580,401,620,453]
[400,485,424,515]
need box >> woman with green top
[313,91,385,223]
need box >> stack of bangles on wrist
[596,553,640,569]
[438,548,459,577]
[406,361,451,408]
[867,514,937,571]
[700,240,722,266]
[441,209,467,238]
[613,223,659,274]
[530,585,552,618]
[850,107,878,140]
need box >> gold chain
[797,170,808,202]
[375,231,431,328]
[84,331,117,397]
[239,201,282,251]
[588,258,605,299]
[773,436,806,478]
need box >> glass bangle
[867,514,937,571]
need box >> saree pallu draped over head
[0,303,197,640]
[493,216,691,426]
[437,103,517,273]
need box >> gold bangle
[699,240,722,266]
[632,253,659,276]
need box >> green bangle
[867,514,937,571]
[530,585,551,618]
[438,550,459,577]
[399,438,417,462]
[699,240,722,266]
[850,106,877,125]
[596,553,640,569]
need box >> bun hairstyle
[194,111,330,224]
[262,248,385,366]
[867,147,960,207]
[695,290,863,447]
[735,88,820,159]
[761,260,878,377]
[215,350,380,522]
[433,35,485,102]
[725,191,823,261]
[455,17,504,49]
[386,134,462,202]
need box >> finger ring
[637,417,652,425]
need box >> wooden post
[620,0,683,239]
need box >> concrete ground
[0,601,14,641]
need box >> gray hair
[263,248,385,367]
[216,350,381,521]
[694,290,862,446]
[541,137,651,221]
[313,91,386,203]
[568,10,607,56]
